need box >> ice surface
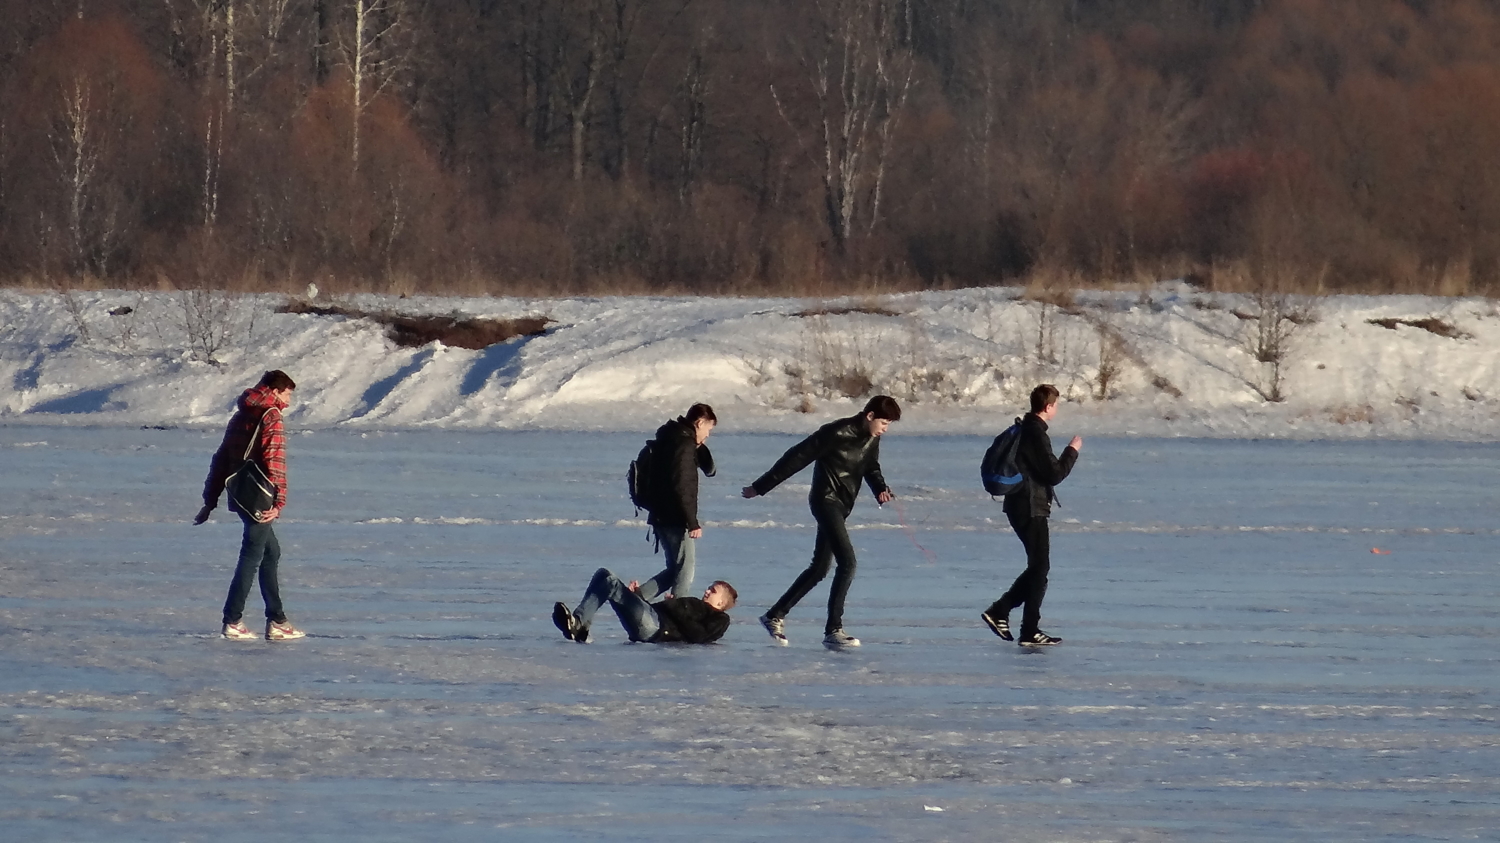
[1,426,1496,840]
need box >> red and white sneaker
[265,620,306,641]
[222,621,257,641]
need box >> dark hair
[685,403,717,424]
[862,395,901,421]
[711,580,738,607]
[1029,383,1060,413]
[259,370,297,391]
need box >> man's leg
[815,505,859,635]
[223,515,271,625]
[605,587,661,643]
[637,525,695,601]
[572,567,619,630]
[765,507,839,621]
[256,523,287,623]
[573,568,660,641]
[1000,511,1050,638]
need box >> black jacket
[647,417,716,531]
[649,596,731,644]
[1003,412,1078,517]
[751,414,889,513]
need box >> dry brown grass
[277,301,551,349]
[792,301,902,318]
[1365,317,1471,339]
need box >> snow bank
[2,285,1497,438]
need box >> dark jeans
[768,498,857,635]
[573,568,661,642]
[222,513,286,625]
[988,510,1050,637]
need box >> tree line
[4,0,1500,296]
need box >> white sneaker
[222,621,257,641]
[759,613,789,646]
[823,629,861,650]
[265,620,306,641]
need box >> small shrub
[1328,404,1374,424]
[826,370,875,399]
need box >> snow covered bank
[2,285,1498,438]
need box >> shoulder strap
[240,408,277,461]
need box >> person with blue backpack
[981,384,1082,646]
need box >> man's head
[702,580,737,611]
[259,370,297,404]
[685,403,717,444]
[861,395,901,437]
[1029,383,1060,420]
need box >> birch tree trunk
[771,0,913,256]
[341,0,407,175]
[53,78,101,274]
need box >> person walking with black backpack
[981,384,1081,646]
[636,403,717,600]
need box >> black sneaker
[552,602,581,641]
[981,611,1012,641]
[1018,630,1062,646]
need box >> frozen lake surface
[1,426,1497,841]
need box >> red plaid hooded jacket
[203,385,290,511]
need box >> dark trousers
[222,513,286,625]
[768,499,857,635]
[988,510,1050,637]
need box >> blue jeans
[635,526,695,600]
[222,513,286,625]
[573,568,660,642]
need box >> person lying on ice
[552,569,737,644]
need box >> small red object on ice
[1371,548,1392,555]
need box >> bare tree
[771,0,914,255]
[337,0,407,173]
[562,1,604,181]
[164,0,305,231]
[50,76,120,277]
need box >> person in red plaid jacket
[194,370,306,641]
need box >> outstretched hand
[741,486,759,499]
[193,504,214,525]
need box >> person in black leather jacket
[638,404,717,601]
[742,395,900,650]
[981,384,1082,646]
